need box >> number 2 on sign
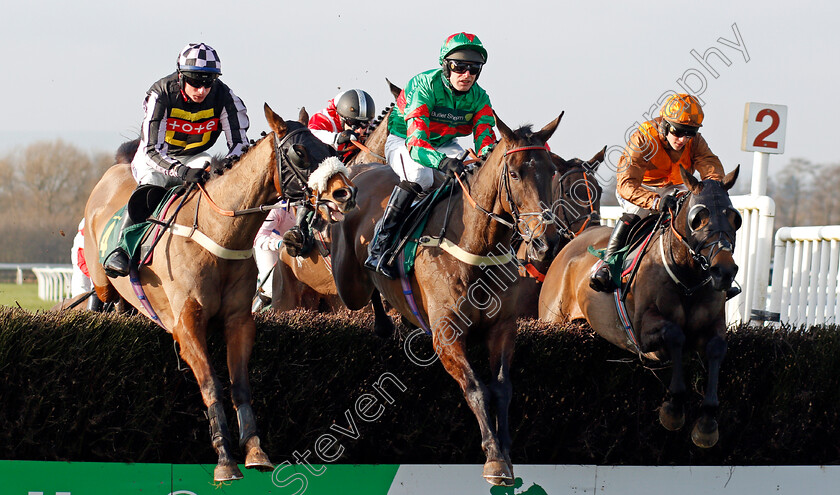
[753,109,779,149]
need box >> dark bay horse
[539,166,741,447]
[331,113,563,486]
[271,80,401,315]
[84,104,357,481]
[515,147,605,319]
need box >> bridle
[197,127,343,218]
[457,145,555,243]
[661,191,740,293]
[552,165,600,238]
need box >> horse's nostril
[333,188,350,202]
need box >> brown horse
[331,112,563,486]
[539,166,741,447]
[271,79,402,314]
[84,104,357,481]
[515,147,605,319]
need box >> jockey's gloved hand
[480,144,496,160]
[439,156,466,178]
[658,194,678,213]
[177,164,210,184]
[335,130,359,145]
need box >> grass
[0,283,56,311]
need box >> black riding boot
[589,213,639,292]
[102,214,136,278]
[364,182,419,280]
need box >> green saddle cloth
[98,189,179,267]
[401,184,452,275]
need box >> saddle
[590,214,669,290]
[98,185,182,269]
[392,183,454,275]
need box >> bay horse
[84,104,357,481]
[271,79,402,315]
[331,112,563,486]
[538,165,741,447]
[515,148,605,319]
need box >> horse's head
[488,112,564,262]
[264,103,358,225]
[675,165,742,292]
[548,147,604,254]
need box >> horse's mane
[366,102,395,133]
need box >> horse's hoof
[691,417,719,448]
[374,317,395,338]
[658,401,685,431]
[243,436,273,470]
[214,463,244,481]
[483,460,514,486]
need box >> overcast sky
[1,0,836,189]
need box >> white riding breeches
[617,183,687,219]
[384,134,464,191]
[131,151,212,188]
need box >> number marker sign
[741,102,787,154]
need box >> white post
[15,267,23,285]
[751,151,769,197]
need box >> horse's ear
[587,146,607,171]
[535,111,565,144]
[550,152,570,173]
[722,165,740,191]
[494,111,515,144]
[299,106,310,125]
[386,78,402,100]
[680,166,702,193]
[264,103,288,138]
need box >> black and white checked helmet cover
[177,43,222,74]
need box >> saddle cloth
[588,214,667,290]
[98,186,181,268]
[398,184,453,275]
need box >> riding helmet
[660,93,704,128]
[334,89,376,122]
[439,32,487,65]
[177,43,222,76]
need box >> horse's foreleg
[371,290,394,338]
[174,300,242,482]
[487,326,515,474]
[657,321,687,431]
[224,312,273,470]
[435,334,513,487]
[691,334,727,448]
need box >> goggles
[667,122,698,139]
[447,60,483,75]
[344,118,370,128]
[182,73,218,89]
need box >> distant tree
[808,162,840,225]
[0,140,113,263]
[769,158,816,228]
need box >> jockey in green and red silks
[388,68,496,170]
[365,32,498,280]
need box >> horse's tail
[115,138,140,164]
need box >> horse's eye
[509,170,520,180]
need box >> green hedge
[1,307,838,466]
